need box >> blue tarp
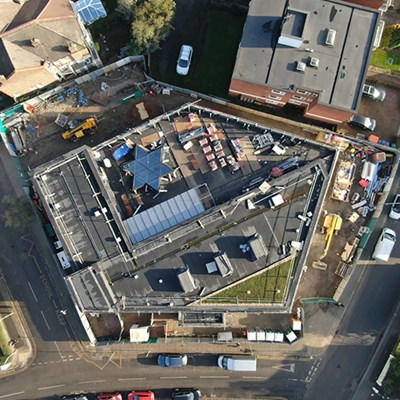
[113,143,132,161]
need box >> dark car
[348,115,376,131]
[157,354,188,367]
[172,389,201,400]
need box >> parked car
[97,394,122,400]
[372,228,396,262]
[176,45,193,75]
[172,389,201,400]
[158,353,188,367]
[389,194,400,220]
[362,84,386,101]
[348,115,376,131]
[128,391,155,400]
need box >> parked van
[372,228,396,262]
[325,29,337,47]
[217,355,257,371]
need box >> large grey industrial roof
[232,0,379,111]
[33,148,129,266]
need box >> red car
[97,395,122,400]
[128,392,155,400]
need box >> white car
[389,194,400,220]
[362,84,386,102]
[176,45,193,76]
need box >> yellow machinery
[313,213,343,269]
[62,117,97,141]
[322,214,343,258]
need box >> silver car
[157,353,188,367]
[389,194,400,220]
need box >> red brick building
[229,0,381,125]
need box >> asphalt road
[0,354,314,400]
[304,177,400,400]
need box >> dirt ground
[17,64,191,170]
[88,312,294,340]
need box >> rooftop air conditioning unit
[296,61,306,73]
[309,57,320,68]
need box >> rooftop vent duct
[31,38,41,47]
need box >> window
[311,93,319,97]
[265,99,279,105]
[269,95,282,100]
[296,89,311,95]
[288,99,302,105]
[271,89,286,96]
[292,95,306,100]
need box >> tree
[130,0,175,56]
[116,0,136,21]
[1,195,34,232]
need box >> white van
[57,251,71,270]
[372,228,396,262]
[218,355,257,371]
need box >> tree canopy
[130,0,175,55]
[116,0,136,21]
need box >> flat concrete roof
[232,0,379,111]
[33,148,130,267]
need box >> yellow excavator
[62,117,97,142]
[313,213,343,269]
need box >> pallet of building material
[335,261,349,278]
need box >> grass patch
[152,8,245,99]
[205,259,293,304]
[193,9,246,98]
[370,49,400,71]
[0,324,12,365]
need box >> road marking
[54,341,63,361]
[263,213,280,245]
[0,392,25,398]
[38,384,65,391]
[27,282,38,302]
[160,376,187,380]
[40,310,51,330]
[200,376,230,379]
[242,376,264,379]
[118,378,146,381]
[78,380,106,384]
[272,363,295,373]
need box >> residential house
[0,0,101,100]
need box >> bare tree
[1,195,34,232]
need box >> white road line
[27,282,38,302]
[118,378,146,382]
[40,311,51,331]
[263,213,280,246]
[118,378,146,381]
[78,380,106,385]
[160,376,187,380]
[0,392,25,398]
[53,341,63,361]
[200,376,230,379]
[242,376,264,379]
[38,384,65,391]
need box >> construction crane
[313,213,343,269]
[62,117,97,142]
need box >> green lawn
[153,8,246,99]
[205,259,294,304]
[370,49,400,72]
[0,325,12,365]
[194,10,246,98]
